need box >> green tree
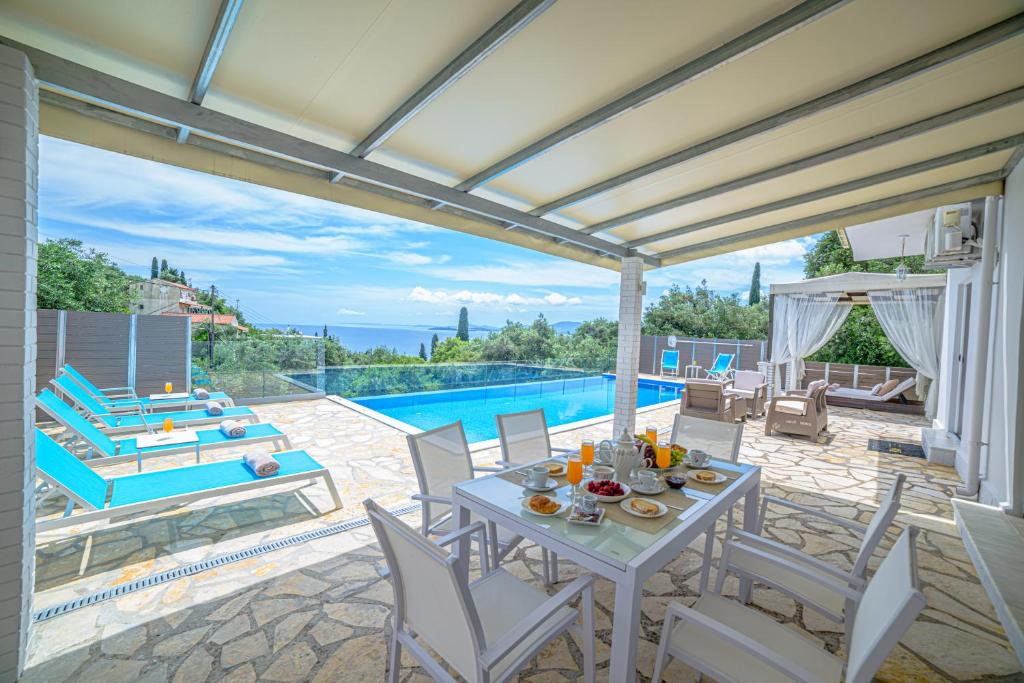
[803,231,930,367]
[642,282,767,339]
[748,262,761,305]
[150,256,159,279]
[430,333,439,358]
[457,307,469,341]
[160,258,168,274]
[38,238,139,313]
[430,337,482,363]
[418,342,428,360]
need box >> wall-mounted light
[895,234,909,281]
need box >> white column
[0,45,37,682]
[613,256,644,437]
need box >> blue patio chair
[61,363,234,412]
[191,365,213,387]
[36,389,291,471]
[705,353,735,381]
[51,374,258,435]
[661,350,680,377]
[34,429,341,532]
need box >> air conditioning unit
[924,202,980,269]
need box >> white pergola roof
[1,0,1022,270]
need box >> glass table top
[455,459,751,568]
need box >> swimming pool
[350,374,684,442]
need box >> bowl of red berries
[585,479,631,502]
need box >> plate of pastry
[687,469,727,485]
[620,497,667,518]
[522,494,564,516]
[544,462,565,477]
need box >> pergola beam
[178,0,244,144]
[627,134,1024,249]
[453,0,847,192]
[533,12,1024,217]
[654,170,1006,262]
[350,0,555,160]
[5,37,657,266]
[584,86,1024,235]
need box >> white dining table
[451,458,761,682]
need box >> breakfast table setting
[450,424,761,682]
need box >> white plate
[631,481,666,495]
[582,480,631,502]
[544,463,566,477]
[521,496,564,516]
[523,477,558,492]
[620,497,668,518]
[686,470,727,485]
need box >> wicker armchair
[680,379,738,422]
[724,370,768,418]
[764,379,830,439]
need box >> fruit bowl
[633,435,688,468]
[584,479,631,502]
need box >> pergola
[0,0,1023,678]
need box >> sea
[254,321,582,355]
[254,323,491,355]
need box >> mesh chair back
[407,422,474,527]
[365,499,482,678]
[671,413,743,462]
[852,473,906,576]
[846,527,926,683]
[496,409,552,465]
[708,353,735,376]
[53,374,111,416]
[36,389,118,456]
[662,350,679,370]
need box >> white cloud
[424,260,619,288]
[336,308,366,316]
[408,286,583,308]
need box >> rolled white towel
[206,400,224,416]
[220,419,246,438]
[243,452,280,477]
[192,388,210,400]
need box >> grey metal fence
[639,335,767,376]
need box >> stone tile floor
[24,398,1024,682]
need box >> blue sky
[39,136,817,327]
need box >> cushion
[804,379,828,397]
[877,379,900,396]
[732,370,765,391]
[870,383,884,395]
[774,400,808,416]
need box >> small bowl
[665,475,687,490]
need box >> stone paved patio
[24,398,1024,682]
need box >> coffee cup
[637,470,658,490]
[578,493,598,515]
[526,465,549,487]
[593,465,614,481]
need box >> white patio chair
[408,421,523,575]
[652,526,926,683]
[670,413,744,593]
[715,473,906,641]
[364,499,596,683]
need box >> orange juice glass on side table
[566,456,583,506]
[164,382,173,394]
[656,441,671,470]
[645,425,658,443]
[580,439,595,477]
[163,417,174,434]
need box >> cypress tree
[748,262,761,305]
[160,258,168,275]
[419,342,428,360]
[430,333,439,357]
[150,257,159,279]
[457,307,469,341]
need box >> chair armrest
[726,543,862,602]
[664,602,830,683]
[550,447,575,454]
[433,521,487,549]
[411,493,452,506]
[759,495,867,533]
[101,386,138,398]
[472,465,505,473]
[481,575,595,668]
[727,530,865,588]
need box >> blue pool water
[351,375,684,442]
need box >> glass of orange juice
[656,441,672,469]
[164,382,173,394]
[566,455,583,506]
[163,417,174,434]
[580,439,594,477]
[645,425,658,443]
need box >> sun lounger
[36,389,291,471]
[826,376,916,403]
[51,374,258,434]
[34,429,341,532]
[60,363,234,412]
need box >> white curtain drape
[770,293,852,391]
[868,288,944,418]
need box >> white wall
[980,160,1024,510]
